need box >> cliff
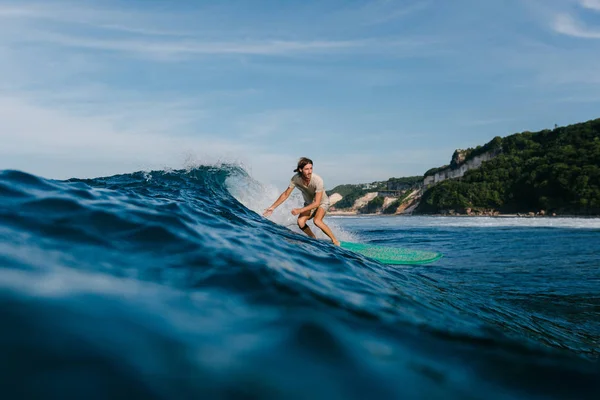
[417,118,600,215]
[328,146,502,215]
[329,117,600,216]
[423,149,501,188]
[327,176,422,215]
[329,188,421,215]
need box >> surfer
[263,157,340,246]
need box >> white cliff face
[329,149,501,215]
[382,196,397,209]
[329,193,343,206]
[394,189,421,214]
[353,192,378,209]
[328,190,420,215]
[424,150,499,188]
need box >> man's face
[301,163,313,180]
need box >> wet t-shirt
[288,173,330,207]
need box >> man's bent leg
[297,210,316,238]
[312,207,340,246]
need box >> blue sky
[1,0,600,187]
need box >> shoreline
[327,211,600,218]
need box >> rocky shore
[328,190,562,217]
[328,210,567,217]
[327,210,576,218]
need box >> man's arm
[263,186,294,217]
[293,191,322,215]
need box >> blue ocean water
[1,166,599,399]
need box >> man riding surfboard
[263,157,340,246]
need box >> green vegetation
[327,184,367,198]
[328,177,421,210]
[360,196,384,214]
[382,199,400,214]
[425,136,504,176]
[450,137,503,168]
[424,165,449,177]
[386,176,422,189]
[417,118,600,215]
[327,181,386,209]
[331,189,370,209]
[327,181,388,197]
[382,189,414,214]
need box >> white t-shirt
[288,173,330,207]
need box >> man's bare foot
[333,240,341,246]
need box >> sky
[1,0,600,188]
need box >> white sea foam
[225,172,357,242]
[329,215,600,230]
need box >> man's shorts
[305,202,330,219]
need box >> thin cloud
[22,33,381,56]
[346,0,431,26]
[0,6,36,17]
[3,0,600,186]
[0,95,256,179]
[9,29,438,61]
[237,109,311,140]
[581,0,600,11]
[553,13,600,38]
[555,94,600,103]
[0,2,441,61]
[0,2,187,36]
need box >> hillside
[326,117,600,216]
[416,118,600,215]
[326,181,386,210]
[327,177,421,213]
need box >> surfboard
[340,241,442,265]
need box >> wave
[1,166,598,399]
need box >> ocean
[1,165,599,399]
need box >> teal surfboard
[340,241,442,265]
